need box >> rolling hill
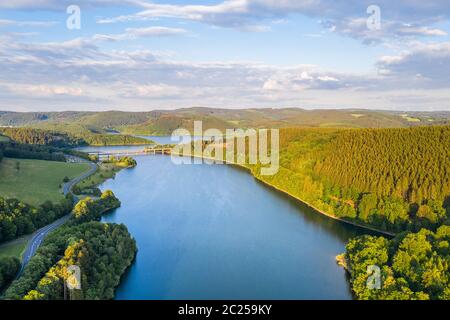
[0,108,448,136]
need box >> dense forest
[251,125,450,233]
[30,123,152,146]
[315,127,449,205]
[0,196,73,243]
[344,226,450,299]
[0,128,84,147]
[3,191,136,300]
[0,125,151,147]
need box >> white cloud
[121,83,184,98]
[94,0,450,41]
[125,26,187,38]
[0,0,145,10]
[377,42,450,87]
[92,26,188,42]
[0,31,449,111]
[3,0,449,42]
[1,83,84,97]
[0,19,58,27]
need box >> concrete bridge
[89,147,172,159]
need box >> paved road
[17,215,72,276]
[62,160,98,197]
[17,158,97,277]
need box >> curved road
[62,159,98,199]
[17,158,97,276]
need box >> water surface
[76,135,201,154]
[95,153,365,300]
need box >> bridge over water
[89,147,172,159]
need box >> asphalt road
[17,158,97,277]
[62,160,98,197]
[17,215,72,276]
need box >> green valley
[1,109,449,301]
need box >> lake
[76,136,204,157]
[87,147,367,299]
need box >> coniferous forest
[249,125,449,299]
[253,125,449,233]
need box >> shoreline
[171,152,396,237]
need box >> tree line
[3,190,136,300]
[0,196,73,244]
[0,141,67,162]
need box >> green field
[0,134,10,142]
[0,158,90,206]
[76,163,121,190]
[0,236,29,259]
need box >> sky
[0,0,450,112]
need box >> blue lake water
[94,152,365,300]
[76,135,202,154]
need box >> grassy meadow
[0,236,30,259]
[0,158,90,206]
[75,163,121,190]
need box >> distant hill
[0,108,448,135]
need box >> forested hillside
[0,128,84,147]
[246,125,450,300]
[252,125,450,233]
[1,108,448,136]
[315,127,449,204]
[28,123,152,146]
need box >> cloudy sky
[0,0,449,112]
